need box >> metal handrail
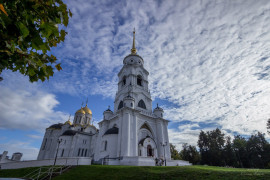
[22,165,73,180]
[22,158,79,180]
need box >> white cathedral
[37,31,188,166]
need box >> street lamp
[160,142,167,166]
[53,139,62,166]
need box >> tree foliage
[170,143,181,160]
[0,0,72,82]
[179,143,200,165]
[267,119,270,134]
[196,128,270,168]
[198,128,226,166]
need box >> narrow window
[131,103,133,107]
[104,141,107,151]
[122,76,126,86]
[61,149,64,157]
[138,100,146,109]
[137,75,142,86]
[42,138,47,150]
[85,149,87,157]
[118,101,123,110]
[78,148,81,156]
[81,149,84,156]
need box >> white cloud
[0,72,69,131]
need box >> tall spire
[131,28,137,54]
[86,97,88,106]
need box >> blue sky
[1,0,270,160]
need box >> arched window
[104,141,107,151]
[118,101,123,110]
[81,149,84,156]
[78,148,81,156]
[140,123,152,134]
[122,76,126,86]
[61,149,64,157]
[138,100,146,109]
[137,75,142,86]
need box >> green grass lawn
[0,166,40,178]
[1,165,270,180]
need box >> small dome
[104,105,113,113]
[76,107,85,114]
[64,120,72,125]
[104,127,119,135]
[62,130,77,136]
[154,103,163,111]
[123,54,144,66]
[83,105,92,114]
[105,108,112,112]
[48,123,63,129]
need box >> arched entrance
[147,145,153,157]
[138,137,157,158]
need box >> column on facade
[120,111,130,156]
[156,119,164,158]
[129,113,138,156]
[163,121,171,160]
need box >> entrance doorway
[147,145,153,157]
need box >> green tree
[0,0,72,82]
[223,136,237,167]
[246,132,268,168]
[233,135,247,168]
[198,128,225,166]
[170,143,181,160]
[179,143,200,165]
[267,119,270,135]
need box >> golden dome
[83,105,92,114]
[76,107,85,114]
[64,120,72,125]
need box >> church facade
[37,31,174,166]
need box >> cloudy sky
[1,0,270,160]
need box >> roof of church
[62,130,95,136]
[104,127,119,135]
[62,130,77,136]
[48,123,63,129]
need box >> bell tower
[114,29,152,113]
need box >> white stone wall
[37,129,62,160]
[0,157,92,169]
